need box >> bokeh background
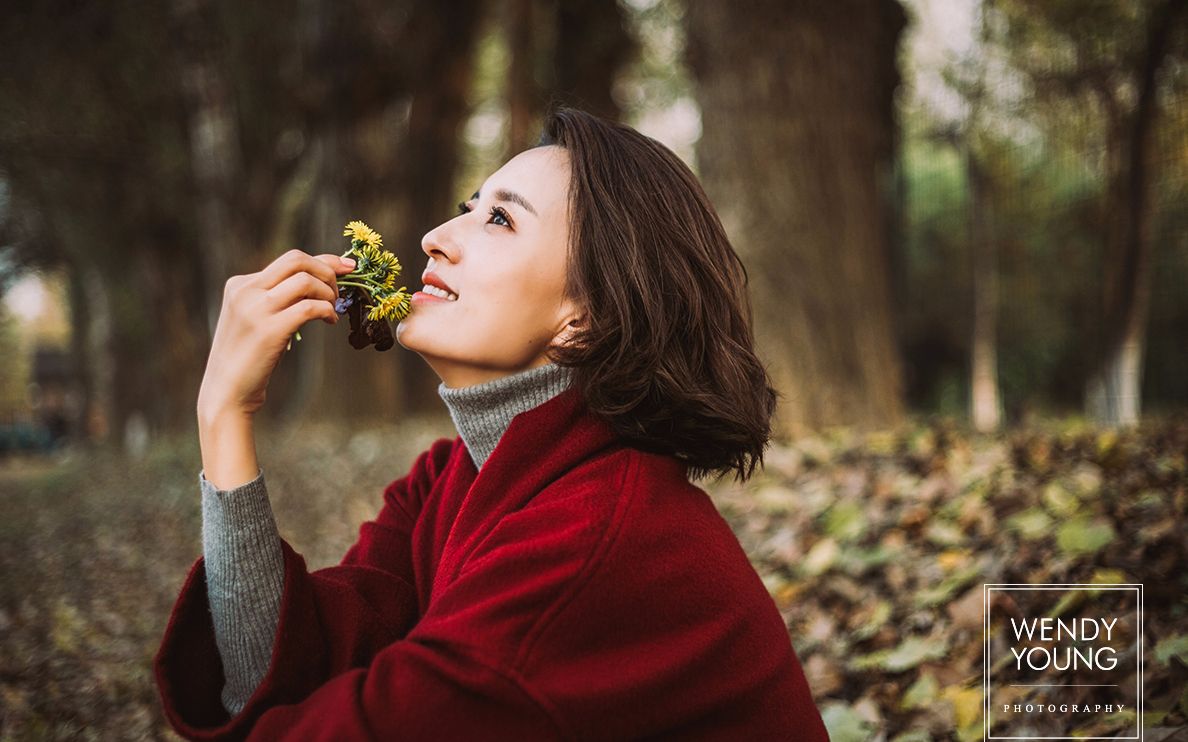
[0,0,1185,739]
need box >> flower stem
[336,280,378,294]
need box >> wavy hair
[538,106,779,483]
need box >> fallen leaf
[1004,507,1052,540]
[819,701,876,742]
[823,500,868,542]
[851,634,949,673]
[802,537,839,577]
[946,583,985,631]
[1041,480,1079,516]
[941,684,982,729]
[1056,517,1116,557]
[850,599,893,641]
[1153,634,1188,666]
[901,671,939,710]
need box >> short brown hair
[538,106,779,483]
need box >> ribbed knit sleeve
[199,468,285,717]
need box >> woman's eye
[456,200,512,229]
[488,206,512,228]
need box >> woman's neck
[437,362,574,471]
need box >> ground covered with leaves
[0,413,1185,740]
[713,416,1188,740]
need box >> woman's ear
[555,319,579,346]
[552,304,585,348]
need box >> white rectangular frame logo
[983,583,1143,740]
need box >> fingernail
[341,257,356,268]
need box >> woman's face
[395,145,582,388]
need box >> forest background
[0,0,1185,739]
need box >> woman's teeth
[423,285,458,301]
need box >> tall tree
[0,0,495,442]
[503,0,636,157]
[0,1,209,444]
[1087,0,1187,425]
[996,0,1187,426]
[957,5,1004,432]
[344,0,486,415]
[552,0,636,121]
[685,0,908,436]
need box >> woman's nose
[421,222,458,262]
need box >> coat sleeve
[206,453,633,742]
[154,437,456,741]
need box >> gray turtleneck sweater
[199,362,573,716]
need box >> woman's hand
[197,249,356,420]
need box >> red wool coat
[155,386,829,741]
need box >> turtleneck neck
[437,362,575,471]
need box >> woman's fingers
[255,249,341,293]
[277,297,339,332]
[315,252,356,277]
[263,271,337,313]
[199,250,356,420]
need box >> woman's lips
[411,290,454,304]
[421,270,457,295]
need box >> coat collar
[429,385,624,591]
[453,384,622,495]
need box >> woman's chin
[394,320,444,357]
[393,320,419,352]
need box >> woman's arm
[198,407,261,491]
[155,439,454,740]
[183,249,351,717]
[199,464,284,716]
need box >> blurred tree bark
[0,0,502,443]
[963,7,1003,433]
[327,0,484,418]
[997,0,1186,426]
[0,2,208,447]
[1084,0,1185,426]
[967,144,1002,432]
[552,0,636,121]
[685,0,908,436]
[507,0,545,154]
[173,0,248,339]
[504,0,636,157]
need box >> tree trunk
[394,2,484,415]
[506,0,543,155]
[301,123,410,423]
[1084,0,1185,426]
[77,260,116,445]
[962,13,1001,431]
[552,0,636,122]
[172,0,249,339]
[503,0,635,157]
[323,1,483,419]
[964,5,1001,433]
[967,145,1001,432]
[686,0,907,437]
[142,247,211,431]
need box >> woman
[155,107,829,740]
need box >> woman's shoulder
[527,445,736,557]
[404,435,463,482]
[513,446,791,681]
[530,444,693,509]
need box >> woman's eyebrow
[470,188,538,217]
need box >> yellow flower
[367,290,412,322]
[343,220,383,249]
[359,243,399,273]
